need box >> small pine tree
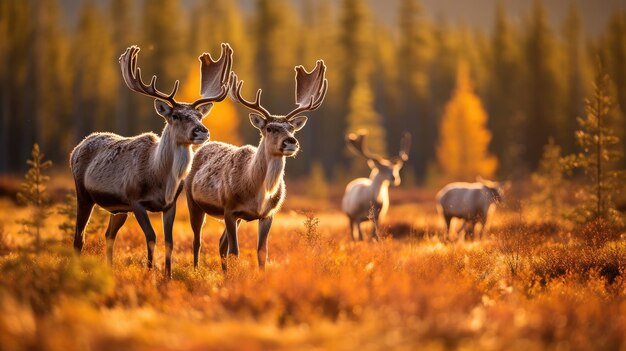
[530,138,566,217]
[563,69,624,226]
[16,144,53,253]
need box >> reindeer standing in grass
[436,177,508,241]
[70,44,232,278]
[185,61,328,271]
[342,131,411,241]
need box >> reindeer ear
[249,113,267,130]
[154,100,172,119]
[288,115,308,131]
[195,102,214,118]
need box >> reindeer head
[119,44,233,145]
[226,61,328,157]
[347,131,411,187]
[476,176,510,203]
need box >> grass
[0,184,625,350]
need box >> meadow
[0,178,625,351]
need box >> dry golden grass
[0,185,625,350]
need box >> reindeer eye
[172,114,179,120]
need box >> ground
[0,182,625,351]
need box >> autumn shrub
[530,242,626,283]
[0,247,114,314]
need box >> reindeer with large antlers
[341,131,411,241]
[185,60,328,271]
[70,44,232,278]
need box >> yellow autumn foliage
[437,64,497,181]
[178,65,242,145]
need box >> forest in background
[1,0,625,185]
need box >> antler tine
[194,43,234,107]
[119,45,179,106]
[285,60,328,120]
[346,130,380,161]
[228,72,272,119]
[397,132,412,162]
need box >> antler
[346,130,381,161]
[228,71,272,119]
[284,60,328,120]
[119,46,180,106]
[392,132,412,163]
[194,43,233,108]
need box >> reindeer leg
[349,218,357,241]
[478,216,487,240]
[257,217,273,271]
[444,215,453,242]
[105,213,128,267]
[219,219,241,272]
[132,205,157,270]
[74,187,94,254]
[357,220,364,241]
[370,205,381,242]
[188,198,205,270]
[465,220,475,241]
[222,213,240,272]
[219,228,228,271]
[163,203,176,279]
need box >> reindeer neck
[370,170,390,197]
[249,137,285,195]
[153,125,192,201]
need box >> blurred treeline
[0,0,625,185]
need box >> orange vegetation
[0,186,625,350]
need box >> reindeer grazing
[70,44,232,278]
[341,131,411,241]
[185,61,328,271]
[436,177,508,241]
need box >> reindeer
[70,44,232,278]
[436,177,509,241]
[341,131,411,241]
[185,61,328,271]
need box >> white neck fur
[154,125,192,203]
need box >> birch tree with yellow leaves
[437,64,497,181]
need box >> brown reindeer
[186,61,328,271]
[70,44,232,278]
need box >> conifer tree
[110,0,135,135]
[16,144,52,253]
[531,138,566,217]
[563,69,624,225]
[487,3,523,177]
[73,1,117,140]
[396,0,431,179]
[522,0,563,168]
[562,1,586,155]
[599,11,626,161]
[437,64,497,181]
